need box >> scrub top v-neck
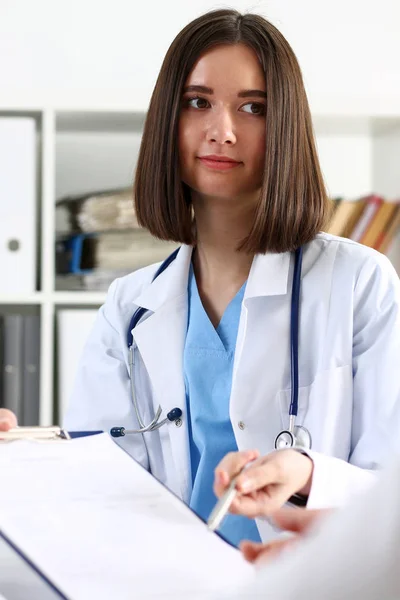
[184,264,261,547]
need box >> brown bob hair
[134,9,330,254]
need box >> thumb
[271,508,329,534]
[214,449,259,497]
[0,409,18,431]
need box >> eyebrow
[183,85,267,99]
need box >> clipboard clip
[0,426,71,442]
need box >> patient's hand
[0,408,18,431]
[240,508,331,565]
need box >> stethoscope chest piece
[275,425,312,450]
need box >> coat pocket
[277,365,353,457]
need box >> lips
[198,155,242,171]
[199,155,240,163]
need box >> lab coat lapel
[229,243,322,454]
[229,250,293,454]
[130,245,193,502]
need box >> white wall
[1,0,399,112]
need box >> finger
[0,409,18,432]
[214,449,259,497]
[239,540,266,563]
[216,449,260,479]
[235,460,280,494]
[240,538,296,565]
[229,486,294,518]
[254,537,297,566]
[271,507,331,534]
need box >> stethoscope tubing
[290,246,303,420]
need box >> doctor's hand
[240,507,330,565]
[0,409,17,431]
[213,449,313,518]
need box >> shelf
[0,109,42,122]
[0,292,107,306]
[313,115,400,136]
[53,291,106,305]
[56,110,146,133]
[0,293,44,305]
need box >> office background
[0,0,399,426]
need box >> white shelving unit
[1,106,399,425]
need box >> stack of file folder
[55,188,177,291]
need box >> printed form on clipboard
[0,432,256,600]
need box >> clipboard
[0,426,71,442]
[0,432,254,599]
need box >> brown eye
[187,97,209,109]
[241,102,265,115]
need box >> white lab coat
[64,232,400,542]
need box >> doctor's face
[178,43,267,205]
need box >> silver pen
[207,460,256,533]
[207,457,308,532]
[207,475,240,531]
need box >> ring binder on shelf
[0,427,71,442]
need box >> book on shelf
[326,198,366,237]
[326,194,400,257]
[2,314,23,419]
[376,203,400,254]
[0,316,3,409]
[327,196,343,220]
[349,195,384,243]
[0,314,40,425]
[22,315,40,426]
[360,200,399,248]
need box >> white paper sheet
[0,434,255,599]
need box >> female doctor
[2,9,400,548]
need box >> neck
[191,192,256,288]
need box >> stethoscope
[110,247,312,450]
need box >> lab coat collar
[244,251,291,299]
[132,245,193,311]
[133,244,293,312]
[243,241,322,300]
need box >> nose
[206,108,237,145]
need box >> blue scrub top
[184,264,261,547]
